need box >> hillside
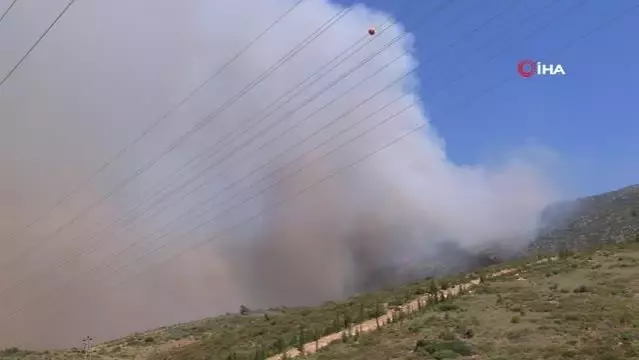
[8,240,639,360]
[531,184,639,254]
[351,184,639,292]
[3,184,639,360]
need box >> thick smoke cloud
[0,0,558,349]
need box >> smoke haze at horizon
[0,0,559,349]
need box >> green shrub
[437,303,460,312]
[414,339,473,356]
[433,349,461,359]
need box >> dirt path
[267,267,518,359]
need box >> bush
[440,280,450,290]
[414,339,473,356]
[437,303,460,312]
[511,315,521,324]
[239,305,250,315]
[438,330,456,341]
[573,285,590,293]
[433,349,461,359]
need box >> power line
[0,0,550,304]
[71,0,638,307]
[0,0,76,88]
[5,0,633,321]
[0,0,307,252]
[0,0,433,284]
[72,0,507,280]
[0,0,18,25]
[0,0,459,298]
[74,0,588,286]
[0,0,567,311]
[0,4,351,272]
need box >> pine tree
[343,313,351,330]
[429,279,438,294]
[313,329,320,351]
[333,312,341,332]
[374,301,381,329]
[297,326,305,355]
[274,337,285,353]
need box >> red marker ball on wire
[368,27,376,35]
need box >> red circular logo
[517,59,536,78]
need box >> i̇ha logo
[517,59,566,78]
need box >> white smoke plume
[0,0,558,349]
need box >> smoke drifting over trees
[0,0,557,349]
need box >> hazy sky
[0,0,635,350]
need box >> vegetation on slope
[531,184,639,254]
[3,184,639,359]
[303,240,639,360]
[9,238,639,360]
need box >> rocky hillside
[531,184,639,254]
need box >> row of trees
[226,279,472,360]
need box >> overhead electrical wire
[69,0,638,308]
[75,0,593,287]
[0,0,423,272]
[4,0,635,321]
[0,0,77,88]
[0,0,18,25]
[0,0,308,252]
[0,0,429,279]
[0,3,352,272]
[0,0,457,298]
[0,0,550,305]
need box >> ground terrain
[2,184,639,360]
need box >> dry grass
[5,241,639,360]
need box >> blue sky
[333,0,638,198]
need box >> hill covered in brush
[9,237,639,360]
[3,184,639,360]
[531,184,639,254]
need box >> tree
[312,329,320,351]
[343,313,352,329]
[253,348,265,360]
[332,312,341,332]
[274,337,285,353]
[429,279,439,294]
[239,305,250,315]
[297,326,306,354]
[374,301,381,329]
[440,280,450,290]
